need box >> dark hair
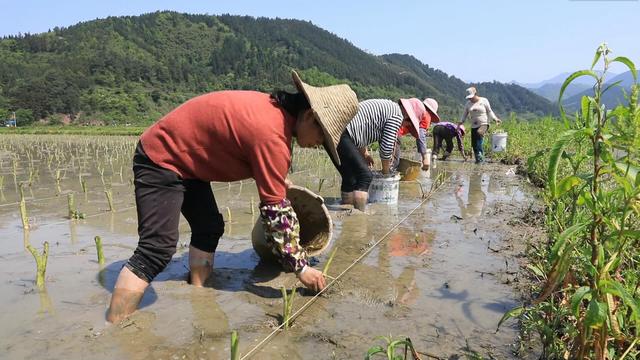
[271,90,310,118]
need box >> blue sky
[1,0,638,83]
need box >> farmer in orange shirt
[107,71,358,323]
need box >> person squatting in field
[431,121,467,161]
[328,97,440,211]
[106,71,358,323]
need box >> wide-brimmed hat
[292,70,358,166]
[422,98,441,123]
[465,87,477,99]
[399,98,428,138]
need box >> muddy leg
[189,245,214,287]
[353,190,368,211]
[341,191,354,205]
[107,266,148,323]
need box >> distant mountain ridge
[563,71,638,109]
[517,71,620,103]
[0,11,554,125]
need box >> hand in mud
[297,267,326,292]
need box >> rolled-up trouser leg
[336,132,372,192]
[126,143,185,283]
[181,179,224,253]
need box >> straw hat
[399,98,428,138]
[292,70,358,166]
[422,98,441,123]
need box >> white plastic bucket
[368,173,401,204]
[491,132,508,152]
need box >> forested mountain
[0,12,554,125]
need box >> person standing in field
[431,122,467,161]
[458,87,501,164]
[328,98,437,211]
[106,71,358,323]
[392,97,441,171]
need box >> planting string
[240,174,448,359]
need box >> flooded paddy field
[0,135,543,359]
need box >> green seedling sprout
[226,207,232,223]
[104,190,115,212]
[322,246,338,277]
[67,193,85,219]
[230,330,240,360]
[280,286,296,330]
[94,236,105,266]
[0,175,4,190]
[250,197,255,216]
[26,241,49,289]
[318,178,325,193]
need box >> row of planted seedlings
[1,136,140,300]
[0,135,137,204]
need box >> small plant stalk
[104,190,115,212]
[94,236,105,266]
[20,198,29,230]
[322,246,338,277]
[67,193,75,218]
[226,207,232,223]
[230,330,240,360]
[26,241,49,289]
[281,286,296,329]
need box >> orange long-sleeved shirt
[141,91,294,204]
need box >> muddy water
[0,136,536,359]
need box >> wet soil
[0,136,544,359]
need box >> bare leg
[353,190,368,211]
[341,191,354,205]
[107,266,148,323]
[189,245,214,287]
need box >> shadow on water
[97,248,285,306]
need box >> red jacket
[141,91,294,204]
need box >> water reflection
[455,172,486,220]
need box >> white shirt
[460,97,498,128]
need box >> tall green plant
[500,44,640,359]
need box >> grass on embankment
[0,125,146,136]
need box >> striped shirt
[346,99,404,160]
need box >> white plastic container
[491,132,508,152]
[368,173,401,204]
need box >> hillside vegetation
[0,11,554,125]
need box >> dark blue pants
[471,125,488,163]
